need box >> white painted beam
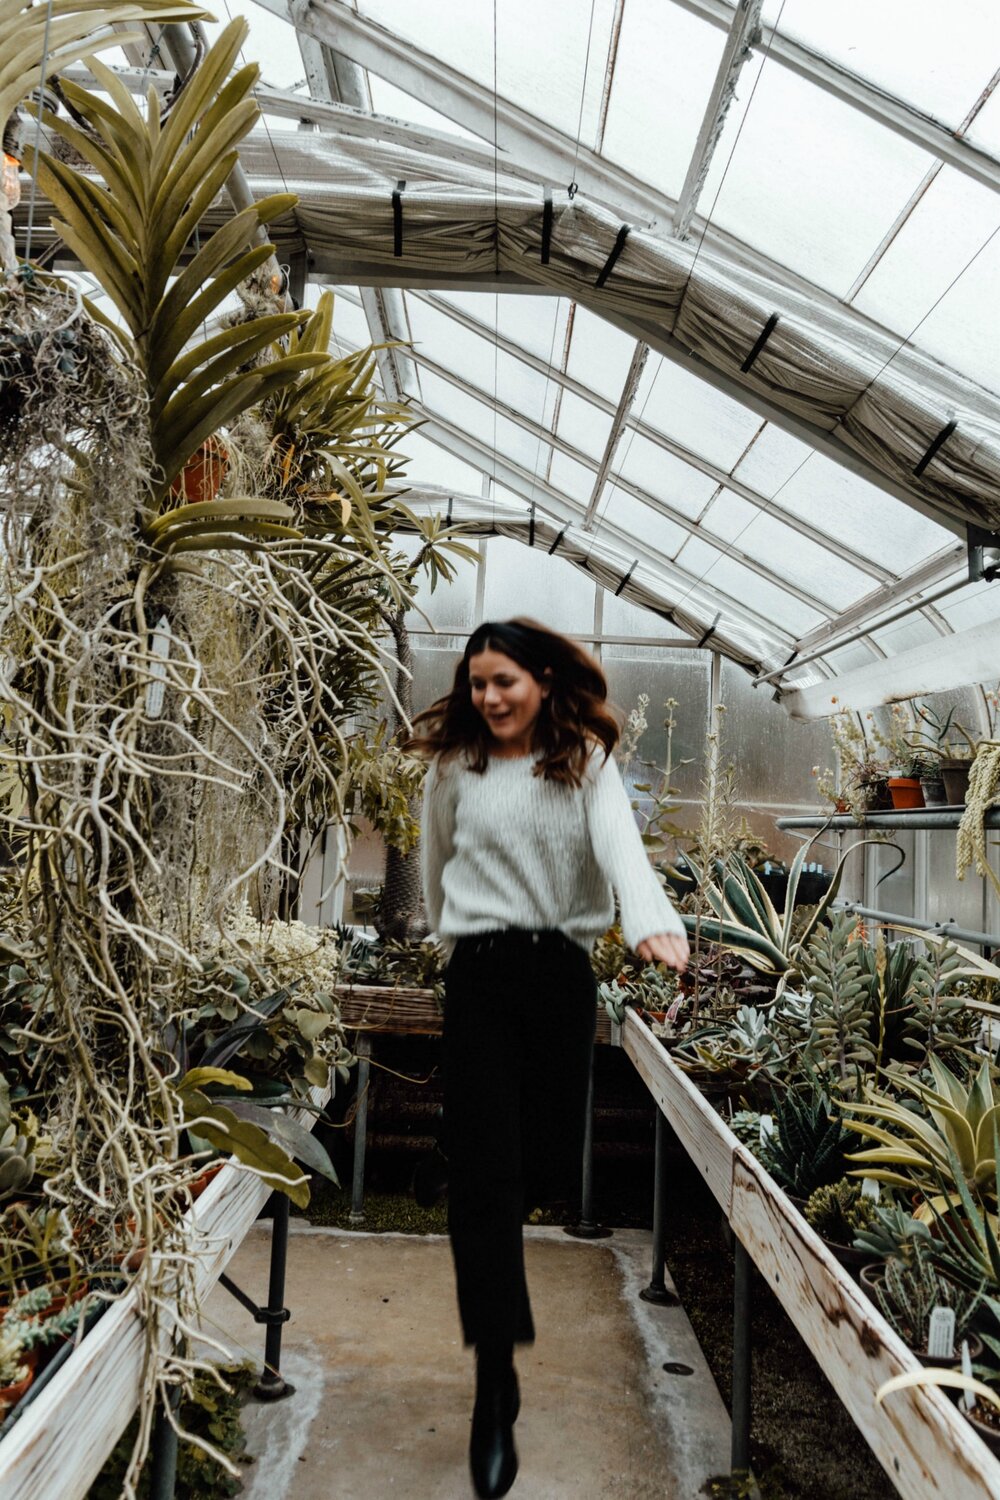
[673,0,763,239]
[581,340,649,528]
[788,544,968,657]
[782,617,1000,719]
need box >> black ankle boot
[470,1346,518,1498]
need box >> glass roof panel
[405,295,555,423]
[357,0,619,143]
[731,430,953,569]
[367,77,483,142]
[601,588,684,638]
[935,582,1000,634]
[599,0,727,200]
[632,356,766,473]
[671,536,827,635]
[851,169,1000,397]
[766,0,1000,129]
[398,432,485,493]
[597,492,688,559]
[611,437,719,520]
[553,393,615,464]
[699,53,935,297]
[430,292,570,365]
[563,307,638,405]
[418,371,548,472]
[698,491,875,607]
[547,450,599,506]
[202,1,302,87]
[968,83,1000,157]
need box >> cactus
[804,1178,877,1244]
[874,1238,983,1351]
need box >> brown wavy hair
[408,618,619,786]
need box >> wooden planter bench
[622,1010,1000,1499]
[0,1089,328,1500]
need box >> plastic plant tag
[927,1305,956,1360]
[977,1018,1000,1057]
[961,1337,975,1412]
[861,1177,881,1203]
[145,614,171,719]
[759,1114,775,1147]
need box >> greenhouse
[1,0,999,1496]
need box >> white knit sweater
[420,747,685,955]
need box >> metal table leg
[219,1191,294,1402]
[349,1035,372,1226]
[565,1057,611,1241]
[149,1384,180,1500]
[640,1110,678,1306]
[731,1237,753,1476]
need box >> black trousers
[442,928,597,1347]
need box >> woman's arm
[419,756,456,937]
[585,751,688,968]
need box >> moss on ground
[299,1179,448,1235]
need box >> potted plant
[866,1237,984,1367]
[815,706,891,818]
[0,1318,32,1415]
[804,1177,878,1268]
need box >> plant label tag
[759,1114,775,1147]
[861,1177,880,1202]
[145,614,171,719]
[977,1018,1000,1057]
[927,1305,956,1360]
[961,1337,975,1411]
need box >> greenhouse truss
[15,0,1000,723]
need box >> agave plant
[25,19,324,553]
[842,1055,1000,1215]
[679,834,896,979]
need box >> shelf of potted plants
[0,1080,330,1500]
[621,1011,1000,1499]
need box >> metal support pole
[731,1238,753,1477]
[640,1110,679,1305]
[350,1035,372,1225]
[253,1194,294,1401]
[149,1384,181,1500]
[564,1056,611,1240]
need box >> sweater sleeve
[585,751,686,951]
[419,756,456,938]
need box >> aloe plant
[842,1055,1000,1214]
[680,834,893,977]
[25,19,324,552]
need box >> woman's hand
[636,932,690,973]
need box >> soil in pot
[887,777,924,810]
[966,1403,1000,1456]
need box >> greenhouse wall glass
[1,1,999,1497]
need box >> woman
[411,618,688,1499]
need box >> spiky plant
[804,1177,877,1244]
[800,909,874,1096]
[762,1080,851,1199]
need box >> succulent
[852,1203,933,1264]
[0,1322,28,1389]
[0,1075,37,1200]
[804,1178,878,1244]
[761,1081,850,1199]
[841,1055,1000,1212]
[873,1238,983,1352]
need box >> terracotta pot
[168,436,229,505]
[0,1362,33,1416]
[887,777,924,810]
[940,757,972,806]
[188,1163,225,1201]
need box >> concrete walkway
[198,1223,731,1499]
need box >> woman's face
[468,647,549,751]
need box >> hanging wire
[490,0,500,532]
[568,0,598,197]
[22,0,57,266]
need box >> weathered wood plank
[622,1010,734,1216]
[0,1092,328,1500]
[729,1149,1000,1500]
